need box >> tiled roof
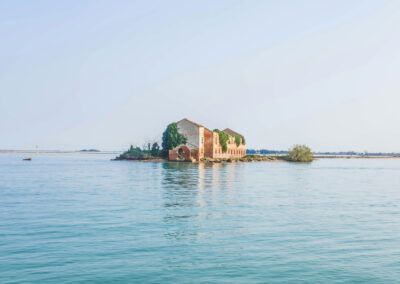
[223,128,244,138]
[180,118,204,128]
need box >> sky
[1,0,399,152]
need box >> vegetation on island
[116,122,187,160]
[116,143,161,160]
[286,145,314,162]
[234,145,313,163]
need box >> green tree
[151,142,160,157]
[161,123,187,156]
[287,145,313,162]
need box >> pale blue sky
[1,0,399,152]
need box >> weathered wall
[177,120,200,149]
[212,132,246,159]
[190,148,199,161]
[204,128,214,158]
[169,145,191,161]
[198,127,204,159]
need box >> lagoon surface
[1,153,400,283]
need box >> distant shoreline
[0,150,121,154]
[315,155,400,159]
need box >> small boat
[23,158,32,161]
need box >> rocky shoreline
[114,155,286,163]
[114,154,400,163]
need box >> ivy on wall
[213,130,246,152]
[234,135,241,147]
[213,129,229,152]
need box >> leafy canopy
[287,145,313,162]
[162,122,187,156]
[151,142,160,157]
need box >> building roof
[223,128,244,138]
[178,118,212,132]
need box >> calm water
[1,154,400,283]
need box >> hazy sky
[1,0,399,152]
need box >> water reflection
[161,162,244,240]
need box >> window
[201,137,204,144]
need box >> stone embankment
[199,155,284,163]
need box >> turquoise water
[1,154,400,283]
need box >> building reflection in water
[161,162,244,241]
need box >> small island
[115,118,314,163]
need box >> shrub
[287,145,313,162]
[118,146,147,160]
[151,142,160,157]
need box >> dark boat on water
[23,158,32,161]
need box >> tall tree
[151,142,160,157]
[161,123,187,156]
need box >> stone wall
[169,145,191,161]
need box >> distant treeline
[246,149,288,155]
[246,149,400,156]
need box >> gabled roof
[178,118,212,132]
[223,128,244,138]
[179,118,203,128]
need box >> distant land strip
[247,149,400,157]
[0,150,122,154]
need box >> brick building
[169,118,246,161]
